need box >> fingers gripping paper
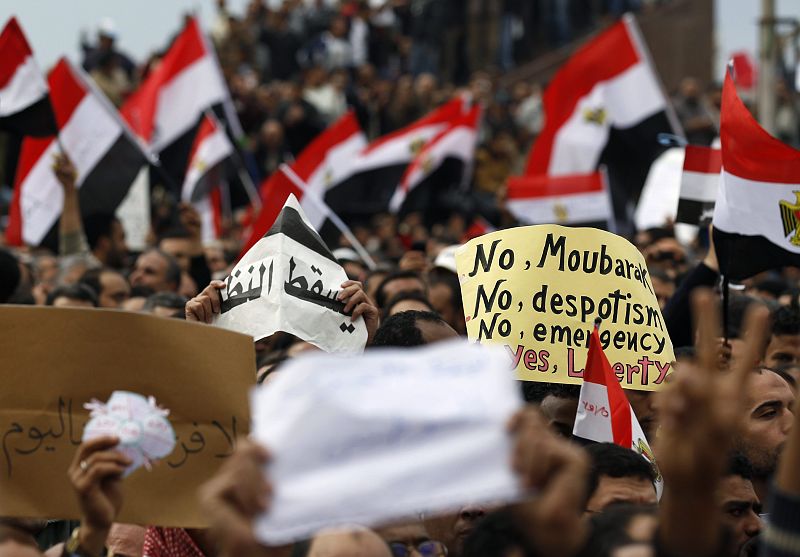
[455,225,674,390]
[215,194,367,353]
[251,341,524,544]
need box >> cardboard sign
[0,306,255,527]
[252,341,524,544]
[455,225,674,390]
[215,194,368,354]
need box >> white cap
[333,247,361,264]
[433,245,460,274]
[98,17,117,39]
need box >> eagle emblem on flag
[582,107,607,125]
[779,192,800,246]
[553,202,568,222]
[409,137,426,156]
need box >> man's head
[764,304,800,368]
[733,368,794,479]
[623,390,658,442]
[717,453,762,557]
[143,292,188,318]
[522,382,581,438]
[375,271,427,310]
[84,213,128,269]
[584,443,657,513]
[376,522,447,557]
[371,311,458,347]
[45,284,99,308]
[79,268,130,309]
[385,291,434,317]
[159,229,197,273]
[303,528,391,557]
[428,268,466,336]
[129,249,181,293]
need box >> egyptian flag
[240,112,366,257]
[506,172,612,228]
[525,16,678,213]
[676,145,721,225]
[121,17,241,185]
[712,72,800,280]
[6,58,149,247]
[325,97,465,218]
[182,112,233,202]
[389,103,480,214]
[573,322,661,492]
[0,17,57,137]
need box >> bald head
[308,529,391,557]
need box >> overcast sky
[2,0,798,81]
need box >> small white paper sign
[251,340,525,544]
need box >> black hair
[727,295,766,339]
[144,248,182,290]
[673,346,696,360]
[143,292,188,311]
[78,267,124,298]
[578,504,658,557]
[384,290,434,316]
[584,443,656,505]
[0,249,21,303]
[461,508,529,557]
[371,310,447,347]
[753,276,790,299]
[158,227,193,242]
[521,381,581,404]
[45,284,99,307]
[374,270,425,308]
[83,213,119,251]
[771,303,800,336]
[726,452,754,481]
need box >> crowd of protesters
[2,1,800,557]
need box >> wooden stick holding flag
[279,163,376,270]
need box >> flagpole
[279,163,377,270]
[233,152,262,211]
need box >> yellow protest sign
[0,306,255,527]
[455,225,674,391]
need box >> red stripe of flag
[721,71,800,184]
[507,172,604,199]
[0,17,33,88]
[683,145,722,174]
[584,327,632,448]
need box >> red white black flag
[121,17,241,184]
[7,58,149,247]
[506,172,613,228]
[389,103,480,213]
[525,15,677,193]
[241,111,367,257]
[0,17,57,137]
[712,71,800,280]
[676,145,721,225]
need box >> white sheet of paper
[251,340,524,544]
[214,195,367,354]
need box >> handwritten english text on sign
[455,225,674,390]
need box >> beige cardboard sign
[0,306,255,527]
[455,225,674,391]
